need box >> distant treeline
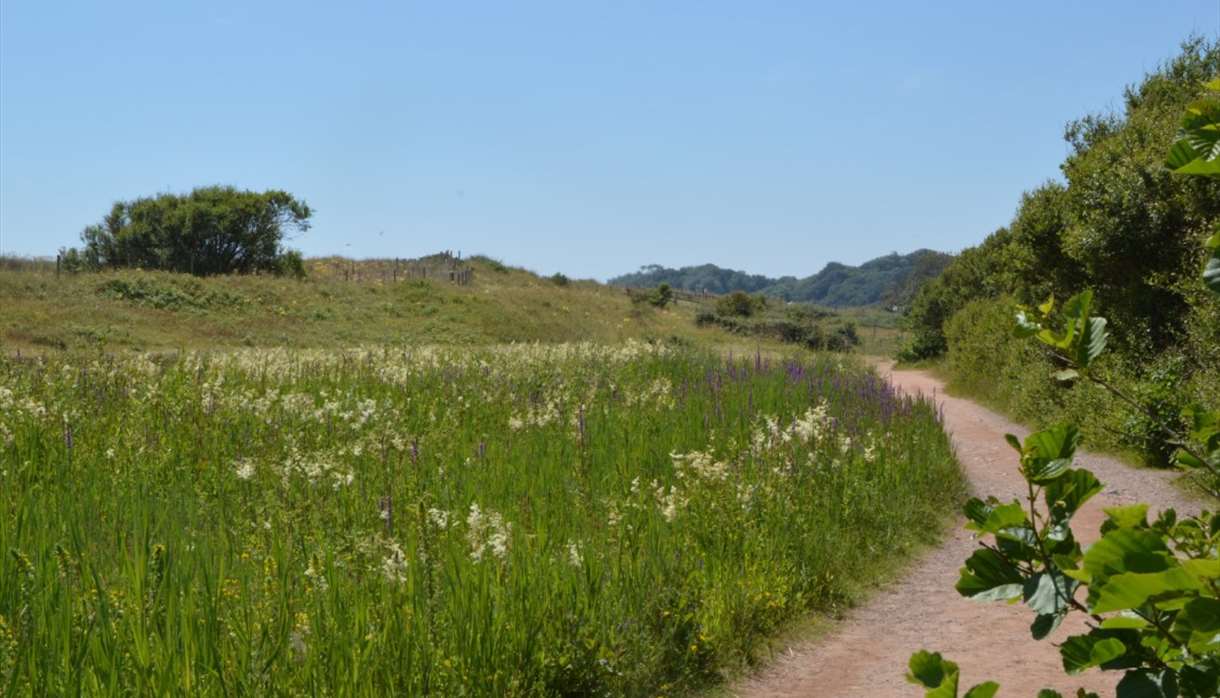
[609,249,952,307]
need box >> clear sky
[2,1,1219,280]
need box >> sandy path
[730,363,1199,697]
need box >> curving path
[730,363,1199,697]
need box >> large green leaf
[1060,632,1131,674]
[1171,155,1220,176]
[1180,99,1220,156]
[1103,504,1149,531]
[964,499,1027,534]
[1024,571,1075,617]
[1044,468,1102,519]
[1168,92,1220,177]
[1204,247,1220,296]
[957,548,1024,601]
[1167,138,1205,170]
[1100,612,1151,630]
[907,650,959,697]
[1081,529,1170,580]
[963,682,999,698]
[1170,597,1220,654]
[1091,567,1202,613]
[1076,316,1108,368]
[1022,425,1081,483]
[1115,669,1179,698]
[1058,291,1093,349]
[1025,424,1081,461]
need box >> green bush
[649,283,674,307]
[97,276,248,313]
[716,291,765,317]
[69,185,312,277]
[276,249,307,279]
[942,296,1203,467]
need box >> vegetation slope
[0,256,757,354]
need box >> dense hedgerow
[944,296,1219,467]
[0,343,960,696]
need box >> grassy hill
[609,249,952,307]
[0,256,768,354]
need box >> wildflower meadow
[0,342,960,695]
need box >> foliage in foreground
[911,293,1220,696]
[910,78,1220,695]
[0,343,960,695]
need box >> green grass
[0,345,962,696]
[0,259,753,354]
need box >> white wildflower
[466,503,511,562]
[305,561,329,591]
[234,459,256,481]
[427,507,450,531]
[671,450,728,481]
[381,542,409,583]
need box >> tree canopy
[903,38,1220,360]
[67,186,311,276]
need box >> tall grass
[0,343,960,695]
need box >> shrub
[97,276,247,312]
[472,255,509,273]
[550,272,570,287]
[716,291,763,317]
[57,247,87,272]
[649,283,674,307]
[70,185,312,276]
[276,249,307,279]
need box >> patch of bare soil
[729,363,1199,697]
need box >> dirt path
[730,363,1199,697]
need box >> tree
[908,61,1220,698]
[649,283,674,308]
[72,185,312,276]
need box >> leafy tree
[909,64,1220,698]
[71,185,312,276]
[903,39,1220,361]
[1006,183,1084,305]
[902,229,1018,360]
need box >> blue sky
[2,1,1218,280]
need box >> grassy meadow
[0,343,961,695]
[0,258,738,353]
